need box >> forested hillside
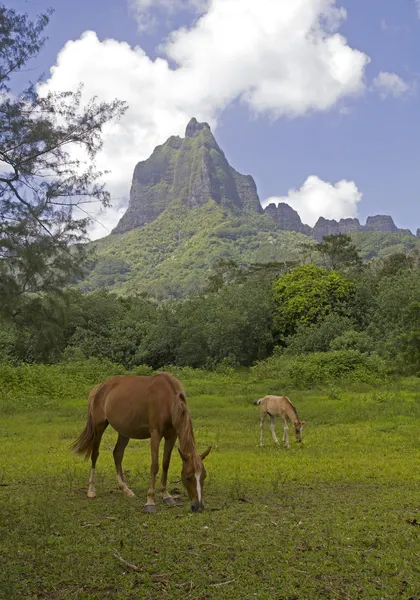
[78,118,420,299]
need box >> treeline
[1,236,420,377]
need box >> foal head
[293,419,306,443]
[178,446,211,512]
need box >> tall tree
[0,5,127,320]
[317,234,362,271]
[272,264,354,340]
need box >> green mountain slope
[350,231,420,260]
[81,200,310,299]
[79,117,420,299]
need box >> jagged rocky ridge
[265,205,415,241]
[113,118,415,240]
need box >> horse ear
[294,420,299,426]
[301,420,307,425]
[200,446,212,460]
[178,448,190,462]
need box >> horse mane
[157,373,200,467]
[285,396,300,421]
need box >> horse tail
[253,398,262,405]
[71,383,103,460]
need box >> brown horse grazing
[253,395,306,448]
[72,373,211,513]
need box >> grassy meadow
[1,364,420,599]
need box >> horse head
[178,446,211,512]
[293,420,306,442]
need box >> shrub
[330,330,375,354]
[287,351,388,388]
[250,350,388,388]
[285,313,354,354]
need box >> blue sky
[9,0,420,237]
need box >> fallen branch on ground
[209,579,236,587]
[113,549,140,571]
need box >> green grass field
[1,370,420,599]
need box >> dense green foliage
[2,244,420,376]
[316,233,363,270]
[272,264,355,339]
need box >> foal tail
[71,383,102,459]
[253,398,262,405]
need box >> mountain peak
[185,117,211,137]
[112,118,261,234]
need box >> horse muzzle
[191,501,204,513]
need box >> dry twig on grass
[209,579,236,587]
[112,549,140,571]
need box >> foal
[253,395,306,448]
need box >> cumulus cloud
[130,0,208,31]
[263,176,362,226]
[372,71,412,99]
[40,0,369,239]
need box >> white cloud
[73,202,128,241]
[415,1,420,18]
[40,0,369,239]
[130,0,208,31]
[263,176,362,226]
[372,71,412,99]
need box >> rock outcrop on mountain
[113,118,261,234]
[309,214,411,241]
[264,202,311,235]
[365,215,397,232]
[311,217,363,242]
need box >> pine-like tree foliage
[0,5,127,320]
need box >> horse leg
[269,415,279,445]
[260,413,266,447]
[88,420,108,498]
[160,434,177,505]
[282,417,290,448]
[113,434,135,498]
[144,430,161,513]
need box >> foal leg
[113,434,135,498]
[144,430,161,513]
[260,413,266,447]
[160,434,177,505]
[269,416,279,445]
[282,417,290,449]
[88,420,108,498]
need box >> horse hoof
[163,497,176,505]
[87,490,96,499]
[125,489,136,498]
[143,504,156,513]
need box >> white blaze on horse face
[195,471,202,504]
